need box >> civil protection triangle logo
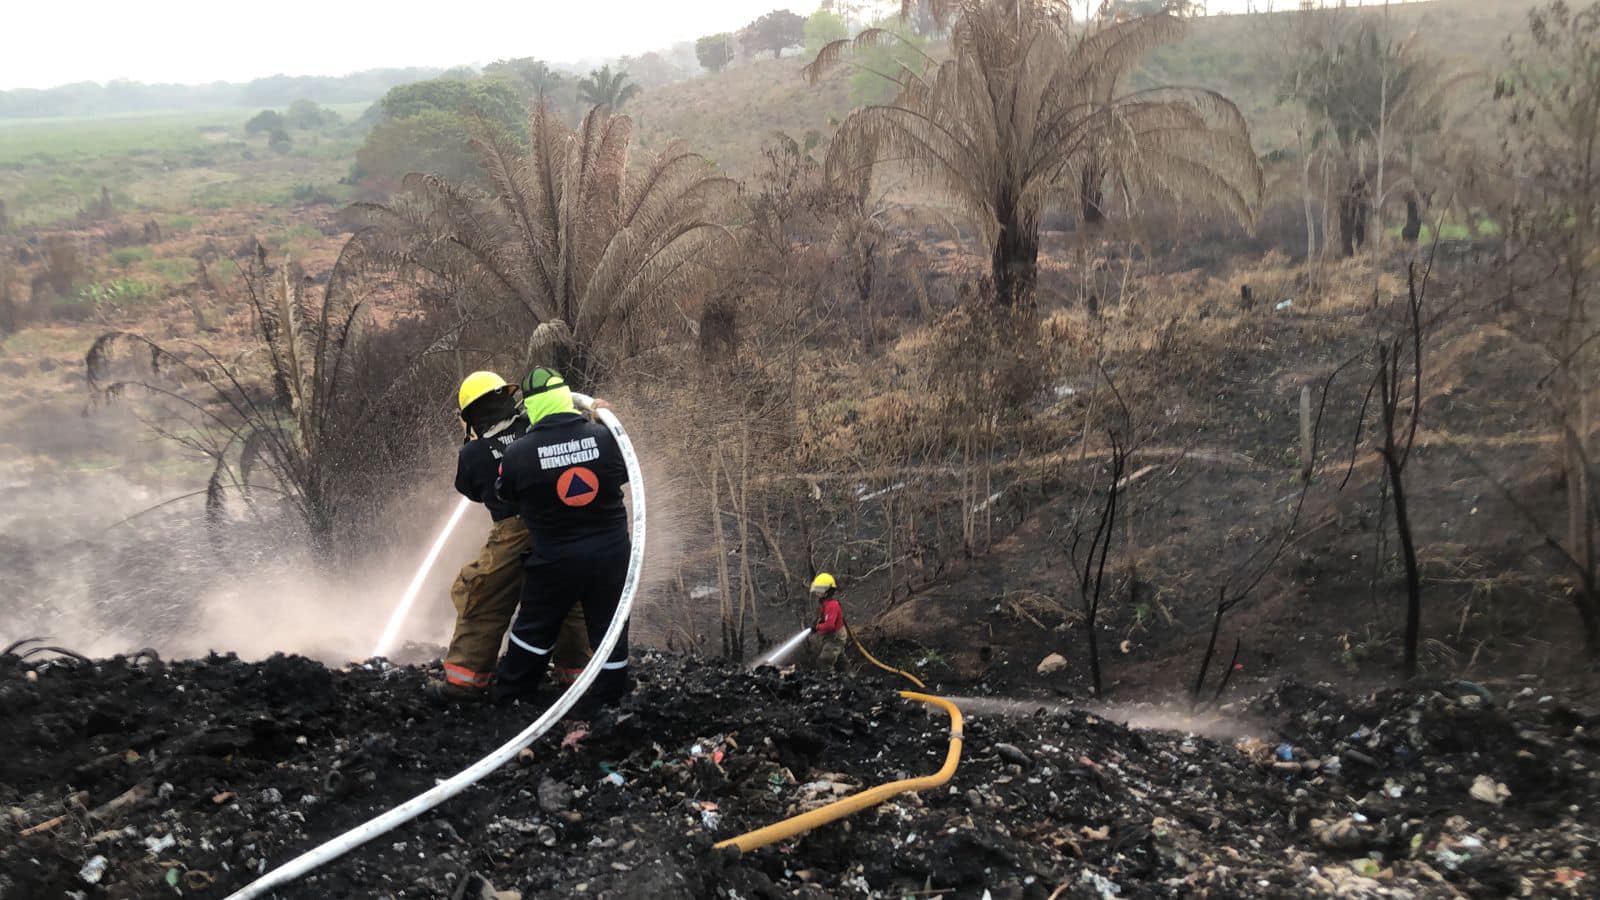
[557,466,599,507]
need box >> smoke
[0,398,701,664]
[0,402,483,661]
[941,695,1266,743]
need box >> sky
[0,0,806,90]
[0,0,1426,91]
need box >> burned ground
[2,649,1596,899]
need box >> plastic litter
[79,856,108,884]
[1469,774,1509,805]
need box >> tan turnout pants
[444,516,590,690]
[810,628,846,672]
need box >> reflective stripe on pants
[495,539,631,710]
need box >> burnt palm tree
[363,102,738,385]
[806,1,1262,306]
[86,241,430,558]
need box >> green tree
[355,77,528,191]
[483,57,565,100]
[741,9,807,59]
[379,77,523,125]
[1294,19,1469,256]
[808,2,1260,307]
[578,65,640,110]
[268,127,294,153]
[354,109,483,191]
[805,9,849,56]
[696,33,736,72]
[847,16,925,107]
[245,109,286,134]
[285,98,339,129]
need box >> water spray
[371,496,473,659]
[751,627,812,668]
[225,396,645,900]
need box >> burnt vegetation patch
[4,650,1599,898]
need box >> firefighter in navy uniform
[428,371,589,703]
[494,367,633,710]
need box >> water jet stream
[226,397,646,899]
[371,496,472,659]
[751,627,812,668]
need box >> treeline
[0,68,444,119]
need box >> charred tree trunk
[1192,589,1227,702]
[1080,163,1107,228]
[1576,583,1600,659]
[1402,191,1424,245]
[1339,178,1370,258]
[1380,430,1423,678]
[991,198,1039,309]
[699,295,738,363]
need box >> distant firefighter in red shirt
[809,572,846,671]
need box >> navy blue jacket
[497,412,629,555]
[454,418,527,522]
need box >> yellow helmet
[811,572,837,592]
[458,371,509,412]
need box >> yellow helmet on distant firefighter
[811,572,837,594]
[458,371,510,413]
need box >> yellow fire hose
[714,626,962,854]
[847,624,926,689]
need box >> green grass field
[0,104,368,226]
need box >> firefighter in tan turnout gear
[428,371,590,703]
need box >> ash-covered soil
[2,648,1597,899]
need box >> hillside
[626,0,1533,175]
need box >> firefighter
[809,572,847,671]
[428,371,590,703]
[493,367,633,711]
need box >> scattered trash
[1036,653,1068,675]
[1274,298,1293,311]
[1469,774,1510,806]
[560,725,589,751]
[537,777,572,813]
[1554,868,1586,886]
[1312,817,1367,850]
[5,653,1597,897]
[1080,867,1122,897]
[78,856,108,885]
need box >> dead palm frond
[85,239,426,558]
[363,102,739,385]
[807,2,1262,306]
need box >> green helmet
[521,366,575,424]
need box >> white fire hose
[226,396,646,899]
